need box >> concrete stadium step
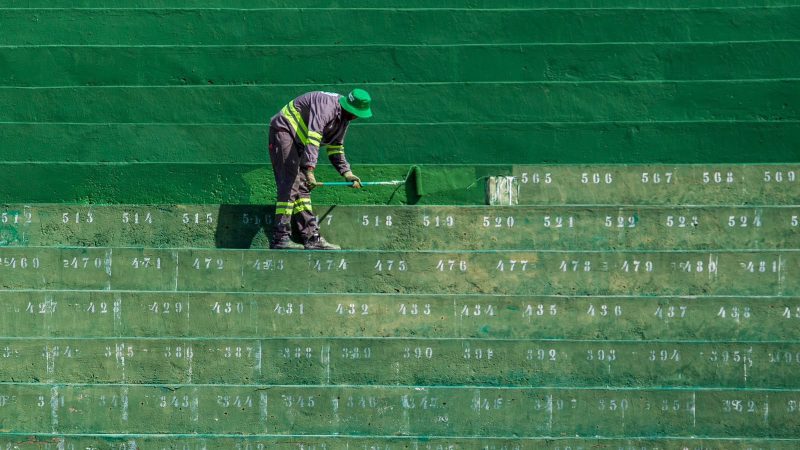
[2,292,796,341]
[6,1,800,8]
[2,8,797,46]
[1,436,797,450]
[1,337,795,388]
[4,42,799,87]
[4,81,796,124]
[2,204,799,250]
[1,163,799,207]
[0,247,796,295]
[3,122,798,168]
[512,164,800,205]
[0,384,794,437]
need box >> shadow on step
[214,204,273,249]
[214,204,337,249]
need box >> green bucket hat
[339,89,373,119]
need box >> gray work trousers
[268,126,319,242]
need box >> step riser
[1,292,794,341]
[0,338,795,387]
[2,204,798,250]
[0,248,795,295]
[0,384,793,437]
[3,43,799,86]
[3,9,798,45]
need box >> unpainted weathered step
[2,204,798,250]
[1,292,795,342]
[0,247,795,295]
[0,384,794,437]
[0,337,795,388]
[1,434,795,450]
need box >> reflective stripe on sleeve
[326,145,345,156]
[308,130,323,147]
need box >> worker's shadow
[214,205,274,248]
[214,204,337,248]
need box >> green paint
[2,121,798,172]
[2,8,799,45]
[2,81,796,124]
[5,0,800,7]
[3,42,800,87]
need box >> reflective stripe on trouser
[268,126,320,242]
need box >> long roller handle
[319,181,405,186]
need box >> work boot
[270,236,304,250]
[304,234,341,250]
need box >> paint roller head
[408,165,424,197]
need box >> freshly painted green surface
[4,0,800,7]
[2,82,796,124]
[2,8,799,45]
[2,122,798,168]
[3,42,800,86]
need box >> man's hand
[304,169,321,191]
[343,171,362,189]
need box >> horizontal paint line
[2,336,796,344]
[2,41,800,50]
[3,79,800,88]
[1,382,798,392]
[1,6,799,11]
[1,289,795,299]
[1,432,799,442]
[1,120,798,127]
[1,41,799,50]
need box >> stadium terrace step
[0,247,796,295]
[1,292,796,342]
[0,384,794,437]
[0,337,796,388]
[2,8,798,46]
[3,42,799,87]
[0,435,796,450]
[0,204,798,250]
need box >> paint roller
[318,165,424,196]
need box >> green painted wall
[0,4,798,203]
[0,3,798,450]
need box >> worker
[268,89,372,249]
